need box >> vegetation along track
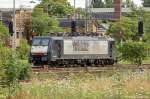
[32,64,150,73]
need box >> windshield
[41,39,49,46]
[32,38,50,46]
[32,39,41,46]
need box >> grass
[119,56,150,64]
[143,57,150,64]
[1,58,150,99]
[9,70,150,99]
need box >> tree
[0,22,9,42]
[118,41,146,65]
[16,39,30,60]
[32,8,64,35]
[32,0,73,35]
[122,0,135,8]
[0,42,12,82]
[107,17,138,42]
[0,42,32,98]
[142,0,150,7]
[143,12,150,42]
[91,0,114,8]
[104,0,114,8]
[41,0,74,17]
[91,0,105,8]
[128,8,150,42]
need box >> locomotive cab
[29,36,51,65]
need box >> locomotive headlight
[44,53,47,55]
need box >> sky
[0,0,142,8]
[0,0,40,8]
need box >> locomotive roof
[33,36,51,39]
[33,36,115,41]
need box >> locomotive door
[53,40,62,58]
[109,41,115,58]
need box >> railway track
[32,64,150,73]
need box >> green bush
[18,61,32,80]
[0,42,12,83]
[0,22,9,41]
[0,42,12,66]
[118,41,146,65]
[0,42,32,98]
[16,39,30,60]
[1,59,32,98]
[2,60,32,85]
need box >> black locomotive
[29,35,117,67]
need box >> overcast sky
[0,0,40,8]
[0,0,142,8]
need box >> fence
[145,48,150,57]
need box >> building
[90,8,131,20]
[15,9,32,40]
[0,8,32,46]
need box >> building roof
[90,8,131,20]
[91,12,129,20]
[0,8,32,22]
[90,7,150,20]
[59,19,85,27]
[90,8,132,13]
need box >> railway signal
[138,18,144,36]
[137,17,144,41]
[71,20,77,33]
[9,21,14,36]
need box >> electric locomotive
[29,35,117,67]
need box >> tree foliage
[1,59,32,98]
[105,0,114,8]
[41,0,73,17]
[0,43,12,67]
[32,8,64,35]
[0,22,9,42]
[0,41,31,98]
[32,0,77,35]
[91,0,114,8]
[128,8,150,42]
[107,17,138,42]
[0,42,12,83]
[91,0,105,8]
[143,11,150,42]
[118,41,146,65]
[16,39,30,60]
[122,0,135,8]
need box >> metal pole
[0,11,2,25]
[85,0,87,33]
[12,0,16,57]
[74,0,75,18]
[74,0,75,9]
